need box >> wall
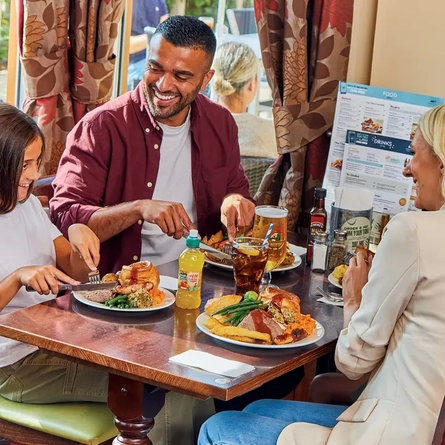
[348,0,445,98]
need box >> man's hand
[68,224,101,271]
[342,249,372,310]
[139,200,194,239]
[221,194,255,240]
[15,265,79,295]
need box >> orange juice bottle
[176,230,205,309]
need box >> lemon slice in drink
[238,247,260,256]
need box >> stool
[0,396,117,445]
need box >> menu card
[323,82,444,242]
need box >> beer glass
[231,237,269,295]
[252,205,288,289]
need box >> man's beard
[144,83,201,120]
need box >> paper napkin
[335,187,374,211]
[317,296,344,307]
[169,350,255,378]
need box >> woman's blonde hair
[212,42,258,97]
[418,104,445,198]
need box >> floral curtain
[18,0,125,175]
[253,0,353,231]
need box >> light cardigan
[278,207,445,445]
[232,113,278,159]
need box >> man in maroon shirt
[50,16,255,275]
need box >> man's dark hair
[154,16,217,58]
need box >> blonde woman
[212,42,277,159]
[199,105,445,444]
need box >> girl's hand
[342,249,372,310]
[68,224,100,271]
[15,265,79,295]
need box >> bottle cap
[315,232,328,243]
[314,187,327,199]
[334,230,347,241]
[186,230,200,248]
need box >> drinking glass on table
[231,237,269,295]
[252,205,288,290]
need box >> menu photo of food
[202,287,316,346]
[410,123,418,140]
[330,159,343,170]
[82,261,165,309]
[361,116,384,134]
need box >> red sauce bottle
[306,187,327,266]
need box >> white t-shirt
[0,195,61,367]
[141,112,197,265]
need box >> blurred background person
[212,41,277,159]
[128,0,169,90]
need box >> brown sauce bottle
[306,187,327,266]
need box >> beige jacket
[278,209,445,445]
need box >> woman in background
[212,42,277,159]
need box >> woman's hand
[343,249,373,310]
[68,224,100,271]
[15,265,79,295]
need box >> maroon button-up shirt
[50,84,251,275]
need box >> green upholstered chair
[0,396,117,445]
[240,156,276,197]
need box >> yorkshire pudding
[119,261,160,288]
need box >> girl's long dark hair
[0,103,45,214]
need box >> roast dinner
[203,287,316,345]
[82,261,165,309]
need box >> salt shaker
[311,232,328,273]
[328,230,348,270]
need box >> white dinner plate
[72,287,175,313]
[204,243,303,273]
[196,313,324,349]
[328,273,343,289]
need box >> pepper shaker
[328,230,348,270]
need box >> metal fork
[345,252,370,265]
[221,242,234,256]
[316,287,343,302]
[88,270,101,284]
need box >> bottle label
[309,216,325,237]
[178,270,200,291]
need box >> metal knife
[181,233,231,259]
[25,281,118,293]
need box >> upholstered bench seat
[0,396,117,445]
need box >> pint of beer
[252,206,288,272]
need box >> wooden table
[0,246,343,445]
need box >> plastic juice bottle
[176,229,205,309]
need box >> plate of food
[196,288,324,349]
[72,261,175,312]
[328,264,348,289]
[202,231,302,272]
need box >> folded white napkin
[169,350,255,378]
[335,187,374,211]
[317,296,344,307]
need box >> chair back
[432,396,445,445]
[240,156,276,197]
[226,8,257,35]
[32,174,55,205]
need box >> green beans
[212,300,265,316]
[104,294,128,308]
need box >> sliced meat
[84,289,114,303]
[238,309,285,342]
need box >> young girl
[0,103,108,403]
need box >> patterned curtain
[18,0,125,175]
[253,0,353,231]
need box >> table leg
[108,374,154,445]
